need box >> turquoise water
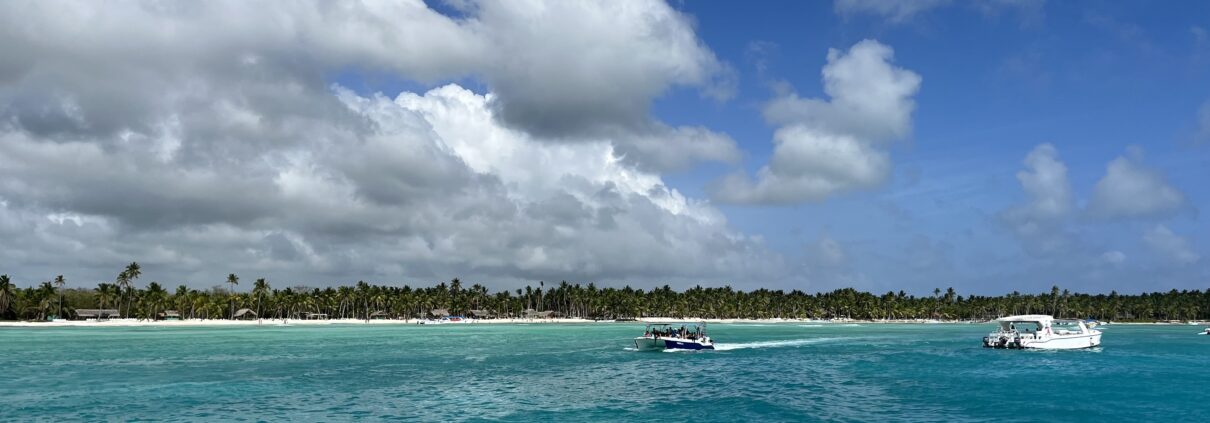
[1,323,1206,421]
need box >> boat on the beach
[983,315,1101,349]
[633,322,714,351]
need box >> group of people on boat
[643,326,702,340]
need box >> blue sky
[0,0,1206,295]
[646,1,1209,294]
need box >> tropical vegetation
[0,265,1207,322]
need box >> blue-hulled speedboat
[633,322,714,351]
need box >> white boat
[420,316,473,325]
[1199,328,1210,335]
[983,315,1101,350]
[633,323,714,351]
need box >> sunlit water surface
[2,323,1206,421]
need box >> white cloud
[0,0,735,173]
[472,1,735,137]
[1087,149,1186,219]
[713,40,920,204]
[1007,143,1072,220]
[0,0,782,288]
[0,85,784,287]
[1143,225,1200,265]
[834,0,950,22]
[1000,144,1077,257]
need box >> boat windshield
[1051,320,1089,334]
[998,320,1044,333]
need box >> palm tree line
[0,265,1208,321]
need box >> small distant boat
[1198,328,1210,336]
[983,315,1101,350]
[633,322,714,351]
[420,316,472,324]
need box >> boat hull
[633,337,715,351]
[983,332,1101,349]
[1023,333,1101,349]
[634,337,665,351]
[663,339,715,350]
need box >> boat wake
[714,337,837,351]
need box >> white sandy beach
[2,316,1197,328]
[0,317,996,327]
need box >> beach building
[74,309,120,321]
[369,311,390,320]
[430,308,450,318]
[468,309,495,319]
[233,308,257,320]
[524,309,555,319]
[303,312,328,320]
[158,310,181,321]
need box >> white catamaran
[983,315,1101,350]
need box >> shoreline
[1,317,1202,328]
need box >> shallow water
[1,323,1206,421]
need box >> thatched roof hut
[233,308,257,319]
[430,308,450,318]
[158,310,180,320]
[369,311,390,320]
[468,309,494,318]
[524,309,554,319]
[75,309,119,320]
[303,312,328,320]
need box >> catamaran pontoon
[633,322,714,351]
[983,315,1101,349]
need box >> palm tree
[35,281,56,321]
[125,262,142,281]
[95,283,117,310]
[0,274,15,319]
[115,271,131,318]
[144,282,168,320]
[110,262,142,317]
[226,273,239,319]
[52,275,65,319]
[253,278,269,317]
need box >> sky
[0,0,1207,295]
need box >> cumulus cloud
[1000,144,1077,257]
[471,1,735,137]
[0,0,736,173]
[0,84,783,287]
[1006,144,1072,221]
[1087,149,1186,219]
[1143,225,1200,265]
[713,40,920,204]
[0,0,779,287]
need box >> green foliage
[2,268,1208,322]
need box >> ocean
[1,323,1206,421]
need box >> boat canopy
[996,315,1054,324]
[644,322,707,331]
